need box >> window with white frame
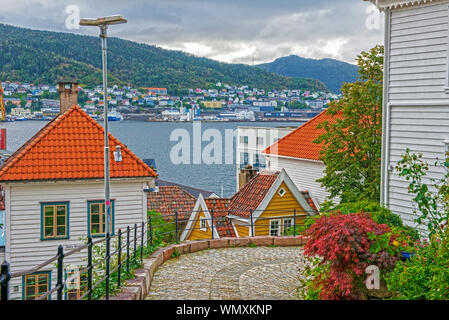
[269,219,281,236]
[200,217,207,231]
[282,218,294,235]
[240,136,249,144]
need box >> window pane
[26,286,35,299]
[92,224,100,234]
[57,226,66,236]
[91,204,99,214]
[56,206,66,215]
[44,206,54,216]
[57,215,65,226]
[26,276,36,286]
[45,216,54,226]
[45,227,54,237]
[38,274,47,283]
[91,213,100,224]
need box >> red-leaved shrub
[302,212,398,300]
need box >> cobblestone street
[146,246,307,300]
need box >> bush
[299,201,420,242]
[148,210,177,245]
[336,201,420,240]
[386,228,449,300]
[301,212,399,300]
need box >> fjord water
[2,120,304,197]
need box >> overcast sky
[0,0,384,65]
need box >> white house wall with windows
[236,126,295,191]
[0,105,157,300]
[368,0,449,227]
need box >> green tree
[315,45,384,203]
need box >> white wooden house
[262,111,343,207]
[0,104,157,300]
[368,0,449,228]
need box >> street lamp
[79,15,127,242]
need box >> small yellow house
[181,169,318,241]
[180,196,235,241]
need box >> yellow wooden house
[180,196,235,241]
[181,169,318,241]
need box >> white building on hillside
[236,126,297,191]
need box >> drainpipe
[380,8,391,206]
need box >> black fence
[0,208,312,300]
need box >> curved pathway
[145,246,307,300]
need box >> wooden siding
[187,209,212,241]
[253,182,307,236]
[388,105,449,227]
[4,178,150,300]
[268,156,329,206]
[384,1,449,229]
[234,223,250,237]
[389,2,449,103]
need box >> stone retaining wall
[110,236,306,300]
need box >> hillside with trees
[257,55,358,93]
[0,24,327,94]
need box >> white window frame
[278,187,286,197]
[269,219,281,236]
[200,217,207,232]
[282,218,294,235]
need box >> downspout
[380,7,391,206]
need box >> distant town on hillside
[1,80,340,122]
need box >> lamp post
[80,16,127,241]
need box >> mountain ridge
[257,55,358,92]
[0,23,328,94]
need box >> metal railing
[0,208,312,300]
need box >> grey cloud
[0,0,383,64]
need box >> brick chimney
[238,165,258,190]
[58,82,79,114]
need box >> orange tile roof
[228,171,280,218]
[204,198,235,238]
[263,110,343,161]
[300,191,318,212]
[147,186,196,220]
[0,105,157,182]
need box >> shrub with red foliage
[302,212,398,300]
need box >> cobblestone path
[145,247,307,300]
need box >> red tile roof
[204,198,235,238]
[0,105,157,182]
[147,186,196,220]
[263,110,343,161]
[228,171,280,218]
[301,191,318,212]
